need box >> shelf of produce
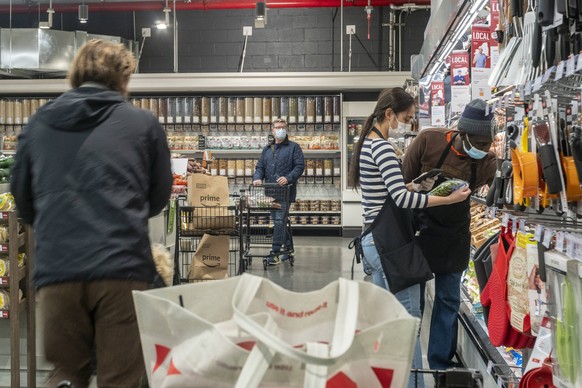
[0,233,26,252]
[169,149,340,155]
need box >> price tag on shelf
[485,104,490,116]
[0,212,7,219]
[525,80,532,96]
[566,238,574,258]
[184,116,191,124]
[533,76,543,92]
[566,55,576,77]
[577,54,582,73]
[542,67,553,84]
[555,61,564,80]
[543,228,553,249]
[534,224,544,242]
[0,310,8,319]
[556,232,565,252]
[0,277,7,286]
[502,213,510,228]
[0,245,7,253]
[219,116,226,124]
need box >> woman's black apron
[415,133,477,274]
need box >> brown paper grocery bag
[187,174,229,207]
[186,174,235,231]
[188,234,230,281]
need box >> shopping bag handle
[232,274,359,366]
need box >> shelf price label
[555,61,564,80]
[0,277,7,285]
[0,213,8,219]
[0,245,7,253]
[566,55,576,77]
[0,310,8,319]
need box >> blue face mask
[274,128,287,140]
[463,137,488,159]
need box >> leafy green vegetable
[429,179,468,197]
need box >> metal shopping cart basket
[173,194,244,284]
[240,183,295,270]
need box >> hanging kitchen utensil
[558,18,572,60]
[545,28,558,66]
[533,119,564,193]
[557,0,567,14]
[532,20,543,73]
[519,0,538,84]
[491,37,522,86]
[537,0,556,26]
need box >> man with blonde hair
[11,40,172,387]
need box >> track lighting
[255,1,267,28]
[39,0,54,29]
[156,0,171,29]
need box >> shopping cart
[240,183,295,270]
[173,194,244,284]
[410,368,484,387]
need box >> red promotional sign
[449,51,470,85]
[471,24,491,69]
[430,82,445,107]
[490,0,500,33]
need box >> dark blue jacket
[10,86,173,288]
[253,137,304,202]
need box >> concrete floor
[1,236,437,387]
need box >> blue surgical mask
[274,128,287,140]
[463,137,488,159]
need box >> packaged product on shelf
[271,97,281,120]
[244,97,253,123]
[201,97,210,125]
[218,97,227,123]
[222,136,234,149]
[236,159,245,177]
[0,257,8,276]
[327,134,340,150]
[297,96,306,123]
[227,97,236,123]
[175,98,184,124]
[140,98,149,112]
[210,97,218,124]
[259,136,268,147]
[168,98,177,124]
[280,97,289,121]
[331,215,341,225]
[290,216,298,224]
[288,97,298,124]
[309,136,322,150]
[263,97,271,123]
[333,158,341,175]
[14,100,22,125]
[321,216,330,225]
[0,193,16,211]
[192,97,201,124]
[158,98,167,124]
[324,159,333,176]
[219,159,227,176]
[306,159,315,176]
[6,101,14,125]
[0,100,5,125]
[209,160,218,176]
[306,97,316,124]
[315,159,324,176]
[250,135,261,149]
[0,290,8,309]
[245,159,254,176]
[183,98,192,123]
[333,96,340,122]
[148,98,158,119]
[320,200,330,212]
[236,98,245,124]
[324,96,333,122]
[227,160,236,177]
[22,99,30,124]
[30,99,39,118]
[253,97,263,122]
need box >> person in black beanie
[402,99,497,369]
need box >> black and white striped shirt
[360,138,428,223]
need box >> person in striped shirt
[348,87,470,387]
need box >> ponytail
[348,114,376,189]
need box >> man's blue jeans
[271,201,291,253]
[361,233,424,388]
[427,271,463,370]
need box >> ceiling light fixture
[78,3,88,24]
[39,0,54,29]
[156,0,171,29]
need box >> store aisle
[245,236,363,291]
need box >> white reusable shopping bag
[133,273,419,388]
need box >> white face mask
[390,115,412,136]
[274,128,287,140]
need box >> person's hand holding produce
[446,186,471,204]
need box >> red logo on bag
[327,372,357,388]
[153,344,182,377]
[372,367,394,387]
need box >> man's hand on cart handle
[253,179,263,186]
[277,176,288,186]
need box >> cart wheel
[289,255,294,267]
[263,258,268,270]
